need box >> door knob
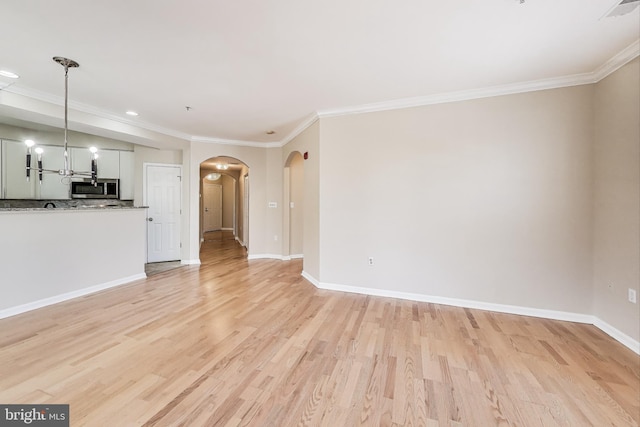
[148,217,154,221]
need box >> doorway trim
[283,151,304,261]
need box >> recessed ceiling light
[126,111,139,116]
[266,130,276,135]
[0,70,19,79]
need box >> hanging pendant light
[25,57,99,185]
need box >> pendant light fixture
[25,57,99,185]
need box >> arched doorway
[283,151,304,260]
[199,156,249,252]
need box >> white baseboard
[317,281,592,323]
[592,317,640,355]
[247,254,285,260]
[0,273,147,320]
[181,259,201,265]
[307,280,640,355]
[249,254,303,261]
[301,271,320,287]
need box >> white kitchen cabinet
[70,147,93,175]
[71,147,119,179]
[96,150,120,179]
[2,139,36,199]
[36,145,70,199]
[119,151,135,200]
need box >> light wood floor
[1,234,638,426]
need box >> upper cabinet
[99,150,120,179]
[1,140,136,200]
[71,148,120,180]
[3,141,70,199]
[36,145,69,199]
[2,140,35,199]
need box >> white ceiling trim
[279,113,319,147]
[592,38,640,81]
[317,72,596,119]
[316,39,640,121]
[191,135,281,148]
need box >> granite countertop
[0,205,148,212]
[0,199,147,211]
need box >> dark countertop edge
[0,206,148,212]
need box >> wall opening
[199,156,249,253]
[283,151,304,260]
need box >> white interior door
[203,183,222,232]
[145,164,181,263]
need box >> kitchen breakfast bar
[0,206,147,317]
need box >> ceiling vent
[603,0,640,18]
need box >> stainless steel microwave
[71,179,119,199]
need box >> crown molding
[317,72,596,119]
[191,135,281,148]
[592,39,640,82]
[279,113,320,147]
[315,40,639,121]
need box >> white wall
[283,121,320,279]
[593,58,640,342]
[319,85,595,315]
[0,209,146,313]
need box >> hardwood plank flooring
[0,233,638,426]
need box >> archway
[283,151,304,260]
[199,156,249,252]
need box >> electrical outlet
[629,289,637,304]
[368,257,374,266]
[608,284,614,291]
[274,235,278,241]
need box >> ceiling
[1,0,638,147]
